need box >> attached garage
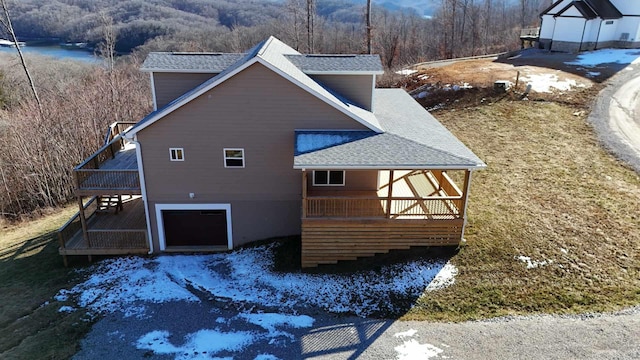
[155,204,233,250]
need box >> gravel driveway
[588,66,640,173]
[74,302,640,359]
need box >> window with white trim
[313,170,345,186]
[224,148,245,168]
[169,148,184,161]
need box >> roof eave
[140,68,224,73]
[304,70,384,75]
[293,164,487,170]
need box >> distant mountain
[374,0,438,17]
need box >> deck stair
[97,195,123,213]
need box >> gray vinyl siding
[138,62,370,250]
[311,74,374,111]
[153,72,216,109]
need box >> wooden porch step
[97,195,123,213]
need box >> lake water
[0,45,99,63]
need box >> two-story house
[58,37,486,268]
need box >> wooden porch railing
[74,121,140,193]
[75,169,140,191]
[520,27,540,38]
[58,197,148,252]
[58,196,98,250]
[86,229,148,249]
[103,121,137,145]
[305,196,462,219]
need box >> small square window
[313,170,345,186]
[169,148,184,161]
[224,148,245,168]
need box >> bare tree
[0,0,42,114]
[306,0,315,52]
[366,0,372,54]
[98,12,117,71]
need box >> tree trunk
[366,0,372,54]
[0,0,42,116]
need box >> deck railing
[520,27,540,38]
[74,121,141,193]
[58,197,98,250]
[103,122,137,145]
[75,169,140,191]
[86,229,148,249]
[305,196,462,219]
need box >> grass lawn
[0,206,94,359]
[404,99,640,321]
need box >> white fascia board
[141,68,223,73]
[256,58,384,133]
[149,73,157,111]
[294,128,376,132]
[293,164,487,170]
[302,70,384,75]
[131,135,154,254]
[125,58,259,139]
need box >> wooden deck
[301,170,470,267]
[75,139,141,196]
[59,197,148,258]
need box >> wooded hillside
[5,0,551,66]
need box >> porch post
[460,170,472,218]
[78,196,89,247]
[301,170,308,219]
[385,170,394,218]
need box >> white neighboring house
[539,0,640,52]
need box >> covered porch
[300,168,472,268]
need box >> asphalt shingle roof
[284,54,384,73]
[140,52,246,72]
[546,0,622,19]
[141,52,384,74]
[293,89,486,169]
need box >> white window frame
[312,170,345,186]
[223,148,245,168]
[169,147,184,161]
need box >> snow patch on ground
[393,329,418,338]
[58,305,76,313]
[238,313,314,333]
[396,69,417,75]
[136,329,253,359]
[393,330,444,360]
[56,244,455,317]
[565,49,640,67]
[516,256,552,269]
[521,74,583,93]
[425,263,457,291]
[395,339,444,360]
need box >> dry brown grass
[404,99,640,321]
[0,204,93,359]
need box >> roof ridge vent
[171,52,225,56]
[305,54,357,58]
